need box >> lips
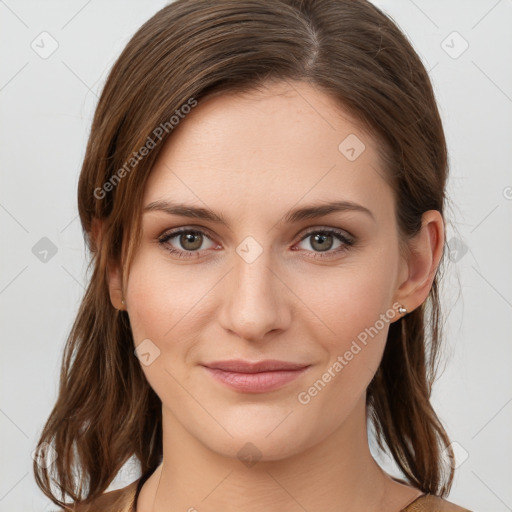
[200,359,311,393]
[202,359,309,373]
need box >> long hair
[33,0,454,508]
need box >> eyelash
[157,227,355,260]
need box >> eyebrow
[143,199,374,225]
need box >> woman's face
[121,81,410,460]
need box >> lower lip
[203,366,310,393]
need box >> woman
[33,0,473,510]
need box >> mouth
[200,359,311,393]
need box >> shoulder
[402,493,473,512]
[58,479,139,512]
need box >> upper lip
[201,359,310,373]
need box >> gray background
[1,1,511,511]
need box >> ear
[107,260,125,311]
[393,210,445,317]
[91,218,125,311]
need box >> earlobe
[91,219,126,311]
[393,210,445,317]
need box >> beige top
[67,478,473,512]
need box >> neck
[137,396,416,512]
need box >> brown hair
[33,0,454,508]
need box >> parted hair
[33,0,454,508]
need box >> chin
[214,438,304,464]
[194,419,316,464]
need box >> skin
[106,80,444,512]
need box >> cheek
[124,250,219,391]
[293,254,397,404]
[294,292,392,438]
[298,256,397,347]
[125,250,208,342]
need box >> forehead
[143,81,393,223]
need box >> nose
[217,243,292,342]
